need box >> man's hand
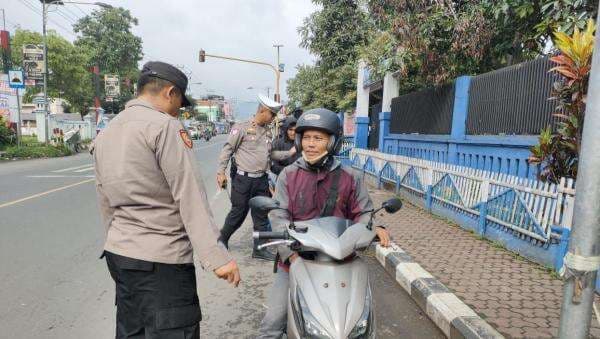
[289,146,297,156]
[214,260,241,287]
[375,226,391,247]
[216,172,228,189]
[289,252,299,263]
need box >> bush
[1,144,72,159]
[0,116,16,149]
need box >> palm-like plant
[530,19,595,183]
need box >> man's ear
[166,86,177,100]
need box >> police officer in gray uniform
[216,94,293,260]
[94,61,240,339]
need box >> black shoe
[252,248,276,261]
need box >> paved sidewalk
[370,189,600,338]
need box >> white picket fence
[351,149,576,242]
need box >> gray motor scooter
[251,196,402,339]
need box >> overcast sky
[4,0,319,107]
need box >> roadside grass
[0,137,72,160]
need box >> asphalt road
[0,134,442,338]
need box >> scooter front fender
[286,257,371,339]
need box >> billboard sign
[104,74,120,98]
[22,44,45,80]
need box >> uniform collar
[125,98,157,110]
[125,98,174,118]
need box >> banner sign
[22,44,45,80]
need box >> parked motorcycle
[250,196,402,339]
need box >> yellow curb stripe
[0,178,95,209]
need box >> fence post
[553,226,571,270]
[35,110,48,143]
[478,180,490,236]
[425,167,434,211]
[378,112,391,152]
[448,76,471,164]
[354,116,370,149]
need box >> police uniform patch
[179,129,193,149]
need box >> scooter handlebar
[253,231,288,240]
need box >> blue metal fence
[351,148,576,270]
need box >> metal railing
[351,148,576,243]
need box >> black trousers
[220,173,271,246]
[104,251,201,339]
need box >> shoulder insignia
[179,129,193,149]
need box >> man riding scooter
[257,108,391,338]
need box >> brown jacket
[93,99,231,270]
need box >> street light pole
[42,0,49,143]
[273,44,283,102]
[199,50,281,102]
[558,10,600,339]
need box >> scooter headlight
[348,287,374,339]
[293,289,332,338]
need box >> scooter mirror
[249,196,281,212]
[382,198,402,214]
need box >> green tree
[288,0,372,112]
[73,7,143,112]
[298,0,371,68]
[10,29,92,114]
[363,0,598,94]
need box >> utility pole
[92,65,100,134]
[16,87,21,147]
[39,0,111,140]
[42,0,50,143]
[1,8,6,30]
[273,44,283,102]
[558,10,600,339]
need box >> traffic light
[199,50,206,62]
[279,63,285,73]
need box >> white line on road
[0,179,95,209]
[73,166,94,173]
[27,175,95,178]
[52,164,93,173]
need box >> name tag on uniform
[246,128,256,135]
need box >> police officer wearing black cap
[93,61,240,339]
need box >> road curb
[375,242,504,339]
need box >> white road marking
[73,166,94,173]
[27,175,95,178]
[52,164,93,173]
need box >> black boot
[252,239,276,261]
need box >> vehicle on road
[251,196,402,339]
[188,126,200,140]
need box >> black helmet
[295,108,342,154]
[291,107,304,119]
[281,115,297,129]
